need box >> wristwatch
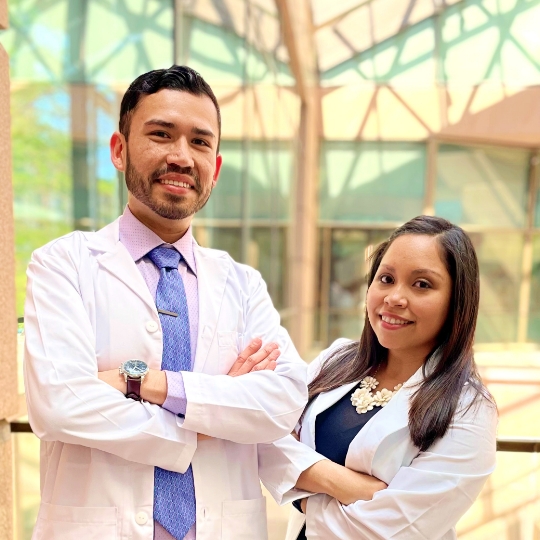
[119,360,149,401]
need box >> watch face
[123,360,148,378]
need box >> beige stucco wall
[0,0,18,538]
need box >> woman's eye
[414,280,431,289]
[379,274,393,284]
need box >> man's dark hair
[119,65,221,150]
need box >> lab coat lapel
[86,219,156,312]
[192,243,230,373]
[345,366,424,475]
[302,380,360,448]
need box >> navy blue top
[294,382,382,539]
[314,383,381,466]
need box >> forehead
[131,89,219,132]
[381,234,448,273]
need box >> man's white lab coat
[24,218,307,540]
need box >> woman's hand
[296,459,387,506]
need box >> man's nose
[166,138,194,168]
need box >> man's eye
[193,138,209,147]
[151,131,170,138]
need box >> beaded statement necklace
[351,375,403,415]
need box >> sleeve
[162,371,187,416]
[304,397,498,540]
[258,339,352,504]
[180,267,309,444]
[24,244,197,473]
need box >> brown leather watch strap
[126,377,142,401]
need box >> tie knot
[147,246,181,270]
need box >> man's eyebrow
[192,127,215,139]
[144,119,175,129]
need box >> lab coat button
[146,321,158,333]
[135,511,148,525]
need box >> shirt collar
[119,205,197,276]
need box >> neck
[128,194,192,244]
[383,347,430,381]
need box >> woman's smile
[379,312,414,329]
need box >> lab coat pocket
[221,497,268,540]
[34,502,117,540]
[218,331,241,373]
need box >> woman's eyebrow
[411,268,443,278]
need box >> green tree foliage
[11,84,72,315]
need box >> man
[24,65,307,540]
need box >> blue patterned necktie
[147,246,195,540]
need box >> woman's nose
[384,288,407,308]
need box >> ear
[212,153,223,187]
[110,131,127,172]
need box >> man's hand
[98,339,280,399]
[227,338,280,377]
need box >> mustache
[150,164,199,188]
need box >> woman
[259,215,497,540]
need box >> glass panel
[183,15,294,86]
[441,0,540,86]
[320,228,393,346]
[193,226,242,263]
[435,145,529,228]
[198,141,243,220]
[199,141,292,221]
[0,0,69,82]
[248,142,292,221]
[320,142,426,223]
[86,0,174,84]
[320,19,436,86]
[527,234,540,341]
[250,227,287,310]
[470,232,523,343]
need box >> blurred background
[1,0,540,538]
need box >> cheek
[366,287,381,321]
[419,297,449,335]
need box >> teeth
[161,179,191,188]
[382,316,410,325]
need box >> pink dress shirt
[119,206,197,540]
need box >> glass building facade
[2,0,540,537]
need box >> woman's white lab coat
[259,339,498,540]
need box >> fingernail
[252,338,261,345]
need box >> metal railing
[8,421,540,452]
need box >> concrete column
[0,1,19,538]
[276,0,321,356]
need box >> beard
[125,150,213,220]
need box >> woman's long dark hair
[308,215,494,452]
